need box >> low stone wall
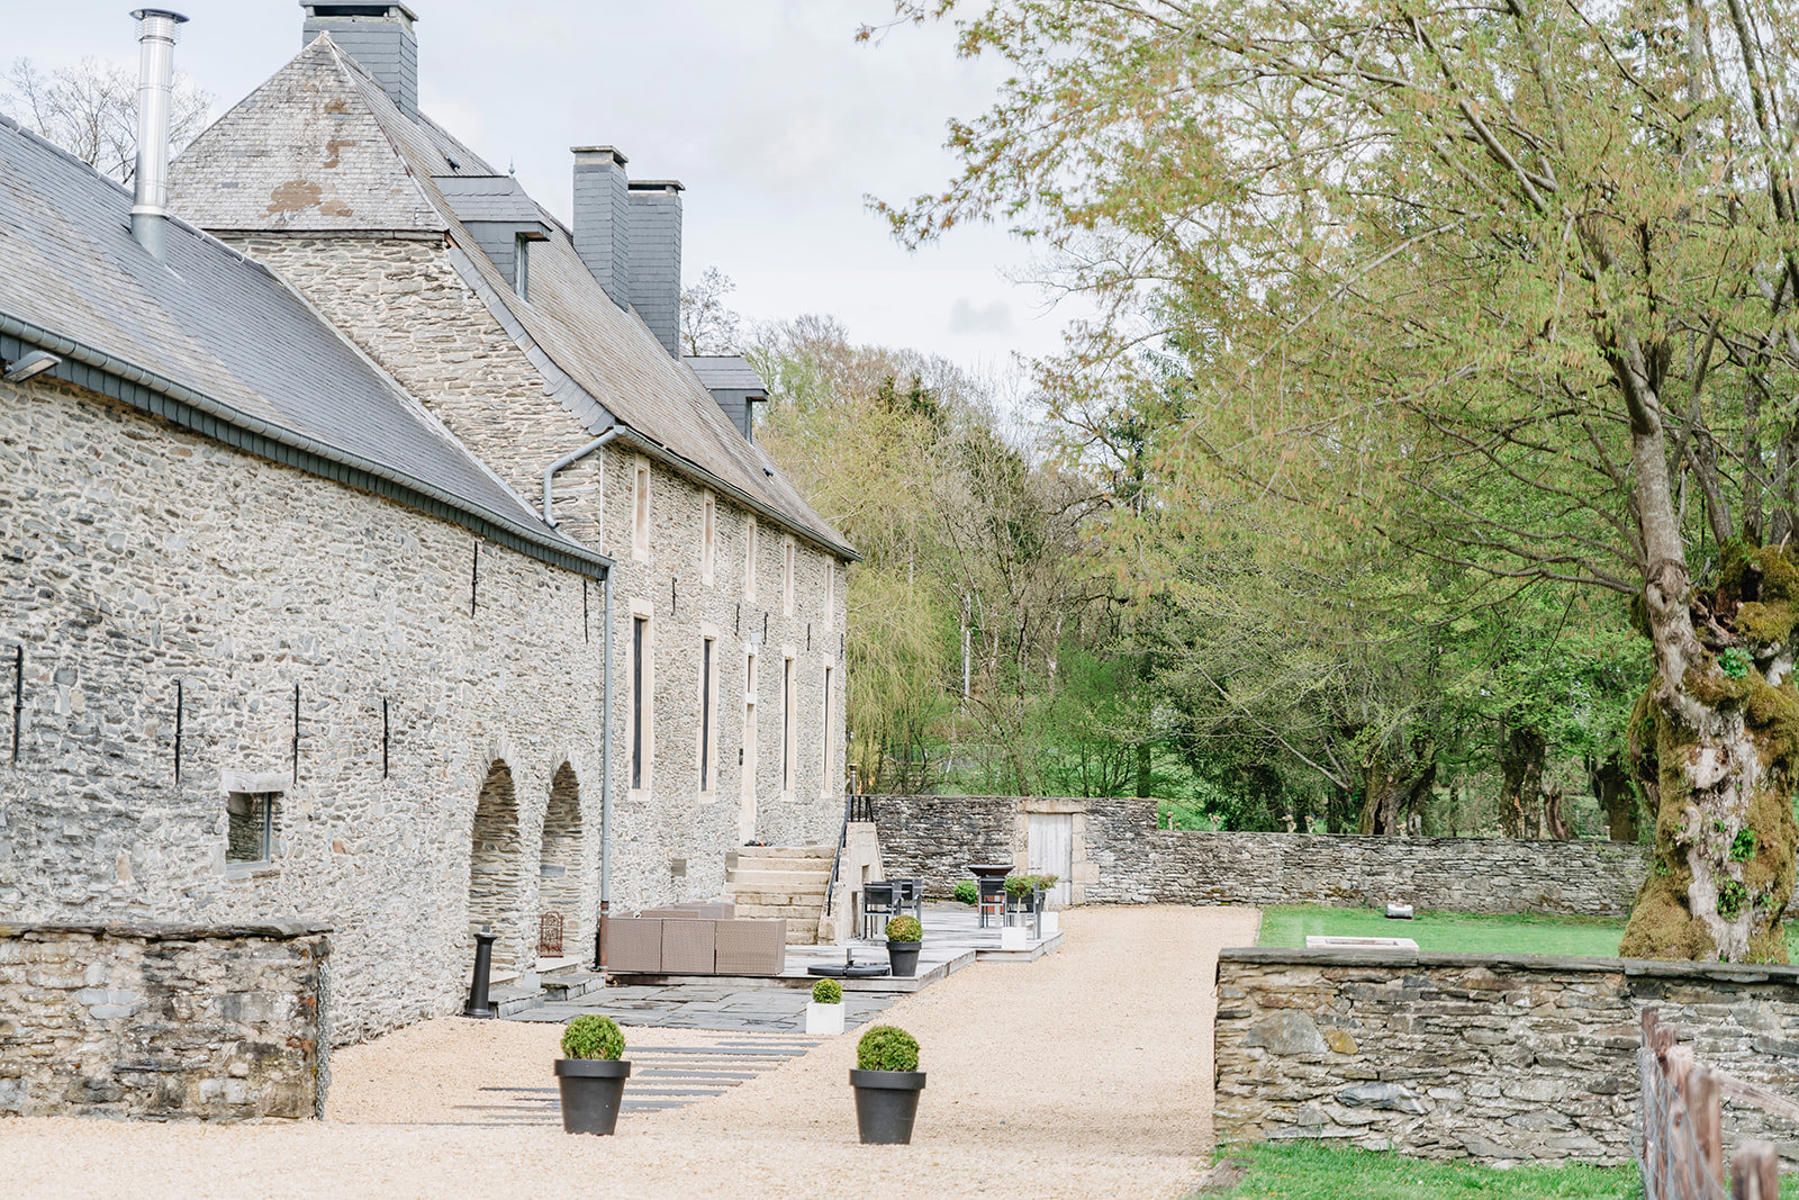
[0,922,330,1121]
[1214,947,1799,1166]
[873,794,1649,916]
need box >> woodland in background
[701,294,1653,844]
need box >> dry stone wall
[1214,947,1799,1166]
[873,794,1649,916]
[0,922,329,1121]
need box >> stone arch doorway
[469,759,524,972]
[538,763,583,954]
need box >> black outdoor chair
[977,875,1007,928]
[862,881,899,940]
[893,877,924,922]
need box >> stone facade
[873,794,1649,916]
[0,375,604,1043]
[0,922,329,1121]
[1215,946,1799,1166]
[222,233,847,910]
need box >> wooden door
[1027,813,1073,907]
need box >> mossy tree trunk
[1358,740,1436,836]
[1621,544,1799,962]
[1498,725,1547,838]
[1589,754,1640,843]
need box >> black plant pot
[555,1058,631,1135]
[887,940,921,977]
[851,1068,926,1144]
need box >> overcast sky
[15,1,1075,381]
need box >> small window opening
[227,792,278,865]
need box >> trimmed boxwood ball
[857,1025,920,1072]
[561,1014,626,1061]
[885,915,923,943]
[812,978,843,1005]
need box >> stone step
[728,892,827,908]
[733,844,834,859]
[730,902,824,921]
[726,870,828,893]
[727,858,833,878]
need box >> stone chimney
[628,180,684,358]
[571,146,631,309]
[302,3,419,117]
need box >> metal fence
[1639,1009,1783,1199]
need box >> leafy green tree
[877,0,1799,960]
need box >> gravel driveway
[0,905,1260,1199]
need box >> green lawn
[1197,1144,1644,1198]
[1255,905,1799,958]
[1255,905,1626,956]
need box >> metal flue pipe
[129,9,188,261]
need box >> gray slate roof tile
[169,36,853,560]
[0,111,597,573]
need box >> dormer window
[514,233,531,299]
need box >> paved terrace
[514,903,1062,1034]
[0,907,1259,1200]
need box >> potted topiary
[554,1014,631,1135]
[885,915,922,977]
[850,1024,925,1144]
[807,977,845,1035]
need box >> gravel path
[0,905,1259,1199]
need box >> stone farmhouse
[0,5,854,1044]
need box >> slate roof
[0,112,607,578]
[433,174,545,225]
[167,36,855,561]
[685,355,767,394]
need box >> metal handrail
[823,789,875,917]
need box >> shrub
[885,915,923,943]
[857,1024,920,1072]
[811,978,843,1005]
[952,879,979,905]
[1004,874,1039,897]
[561,1014,625,1061]
[1035,873,1059,889]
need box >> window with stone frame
[782,536,796,616]
[822,665,835,796]
[699,634,718,793]
[824,561,835,629]
[226,792,278,865]
[630,611,654,791]
[701,492,717,585]
[631,457,652,562]
[781,652,796,795]
[743,515,759,602]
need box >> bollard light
[464,927,497,1018]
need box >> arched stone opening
[469,760,524,972]
[538,763,584,955]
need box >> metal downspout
[542,428,622,526]
[601,565,614,905]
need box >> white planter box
[805,1001,845,1036]
[1040,911,1060,935]
[1000,925,1029,951]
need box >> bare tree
[680,266,744,356]
[2,57,211,184]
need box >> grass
[1255,905,1799,959]
[1197,1143,1644,1199]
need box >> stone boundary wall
[1214,947,1799,1166]
[0,922,330,1121]
[872,794,1649,916]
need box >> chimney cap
[629,179,685,193]
[571,145,629,165]
[131,8,190,23]
[301,2,419,20]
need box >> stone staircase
[725,845,834,945]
